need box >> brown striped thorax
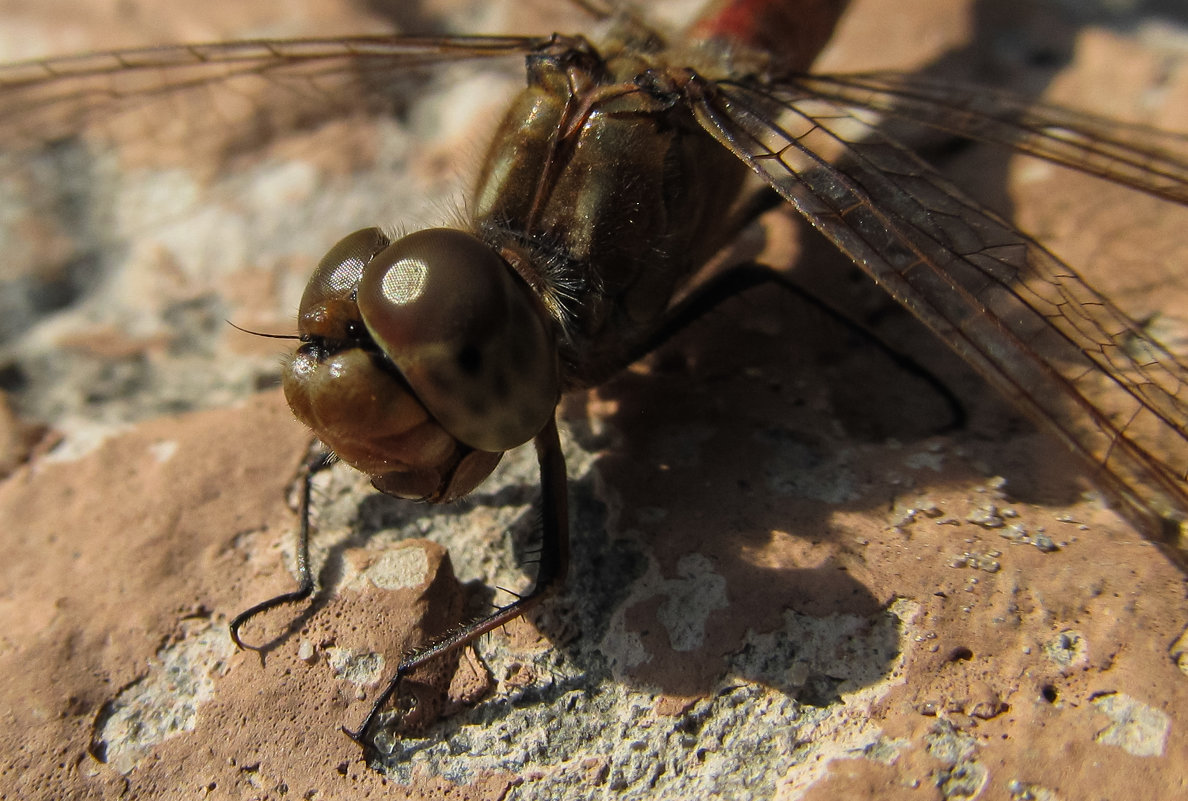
[285,31,754,503]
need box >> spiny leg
[343,415,570,752]
[230,447,335,651]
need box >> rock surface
[1,1,1187,799]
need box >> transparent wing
[0,34,547,428]
[792,73,1188,204]
[0,34,546,158]
[695,75,1188,560]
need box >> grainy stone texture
[1,1,1187,800]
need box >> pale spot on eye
[381,257,428,305]
[327,258,365,293]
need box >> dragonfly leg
[343,415,570,752]
[627,262,966,431]
[229,446,334,651]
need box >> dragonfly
[2,0,1187,759]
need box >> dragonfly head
[283,227,560,502]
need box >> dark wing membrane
[695,76,1188,562]
[0,35,545,155]
[793,73,1188,204]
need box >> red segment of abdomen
[687,0,851,72]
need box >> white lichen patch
[147,439,178,464]
[655,553,729,652]
[350,544,432,592]
[1170,623,1188,677]
[598,551,728,665]
[1091,693,1171,757]
[903,449,945,472]
[373,599,916,801]
[924,721,988,800]
[325,647,385,688]
[862,735,910,765]
[1043,630,1088,671]
[752,427,858,504]
[92,623,233,774]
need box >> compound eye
[296,228,391,339]
[357,228,559,452]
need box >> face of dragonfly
[2,0,1188,795]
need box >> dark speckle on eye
[457,344,483,375]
